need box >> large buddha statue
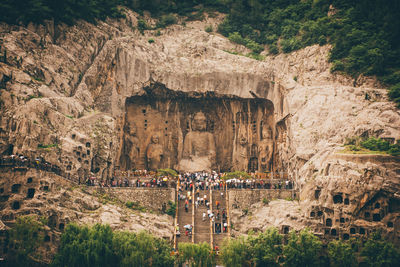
[178,112,216,172]
[146,134,163,171]
[119,120,139,170]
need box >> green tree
[113,231,174,267]
[248,227,283,267]
[177,242,215,267]
[283,228,322,267]
[220,236,252,267]
[52,223,116,267]
[328,240,357,267]
[361,231,400,267]
[8,215,45,265]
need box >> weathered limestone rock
[0,8,399,248]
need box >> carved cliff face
[117,83,279,172]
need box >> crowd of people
[86,176,175,188]
[1,155,294,191]
[0,155,62,175]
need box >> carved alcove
[117,83,278,172]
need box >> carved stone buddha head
[192,112,207,131]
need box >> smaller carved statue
[233,134,249,171]
[146,134,163,171]
[259,126,273,172]
[119,121,139,170]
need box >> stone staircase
[194,189,211,244]
[211,189,229,248]
[176,187,230,250]
[177,189,193,244]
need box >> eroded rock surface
[0,8,400,253]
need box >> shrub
[228,32,247,46]
[205,25,213,33]
[388,83,400,107]
[157,168,178,177]
[157,13,177,28]
[361,137,390,151]
[269,43,279,55]
[165,201,176,216]
[222,171,251,180]
[148,38,155,44]
[125,201,135,209]
[245,39,264,54]
[137,19,149,34]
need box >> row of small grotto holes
[1,177,50,210]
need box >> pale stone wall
[102,188,176,212]
[228,189,294,210]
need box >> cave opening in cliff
[117,83,282,173]
[27,188,35,199]
[333,194,343,204]
[326,218,332,227]
[12,201,20,210]
[11,184,21,193]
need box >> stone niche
[117,83,277,172]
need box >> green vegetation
[52,223,174,267]
[157,168,178,177]
[221,236,251,267]
[328,240,357,267]
[283,229,322,266]
[148,38,155,44]
[37,143,58,149]
[7,221,400,267]
[165,200,177,217]
[137,18,149,34]
[156,13,177,28]
[125,200,146,212]
[177,242,215,267]
[205,25,213,33]
[222,171,251,180]
[0,0,124,25]
[220,228,400,267]
[217,0,400,106]
[344,136,400,156]
[360,231,400,267]
[8,215,45,265]
[248,228,282,267]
